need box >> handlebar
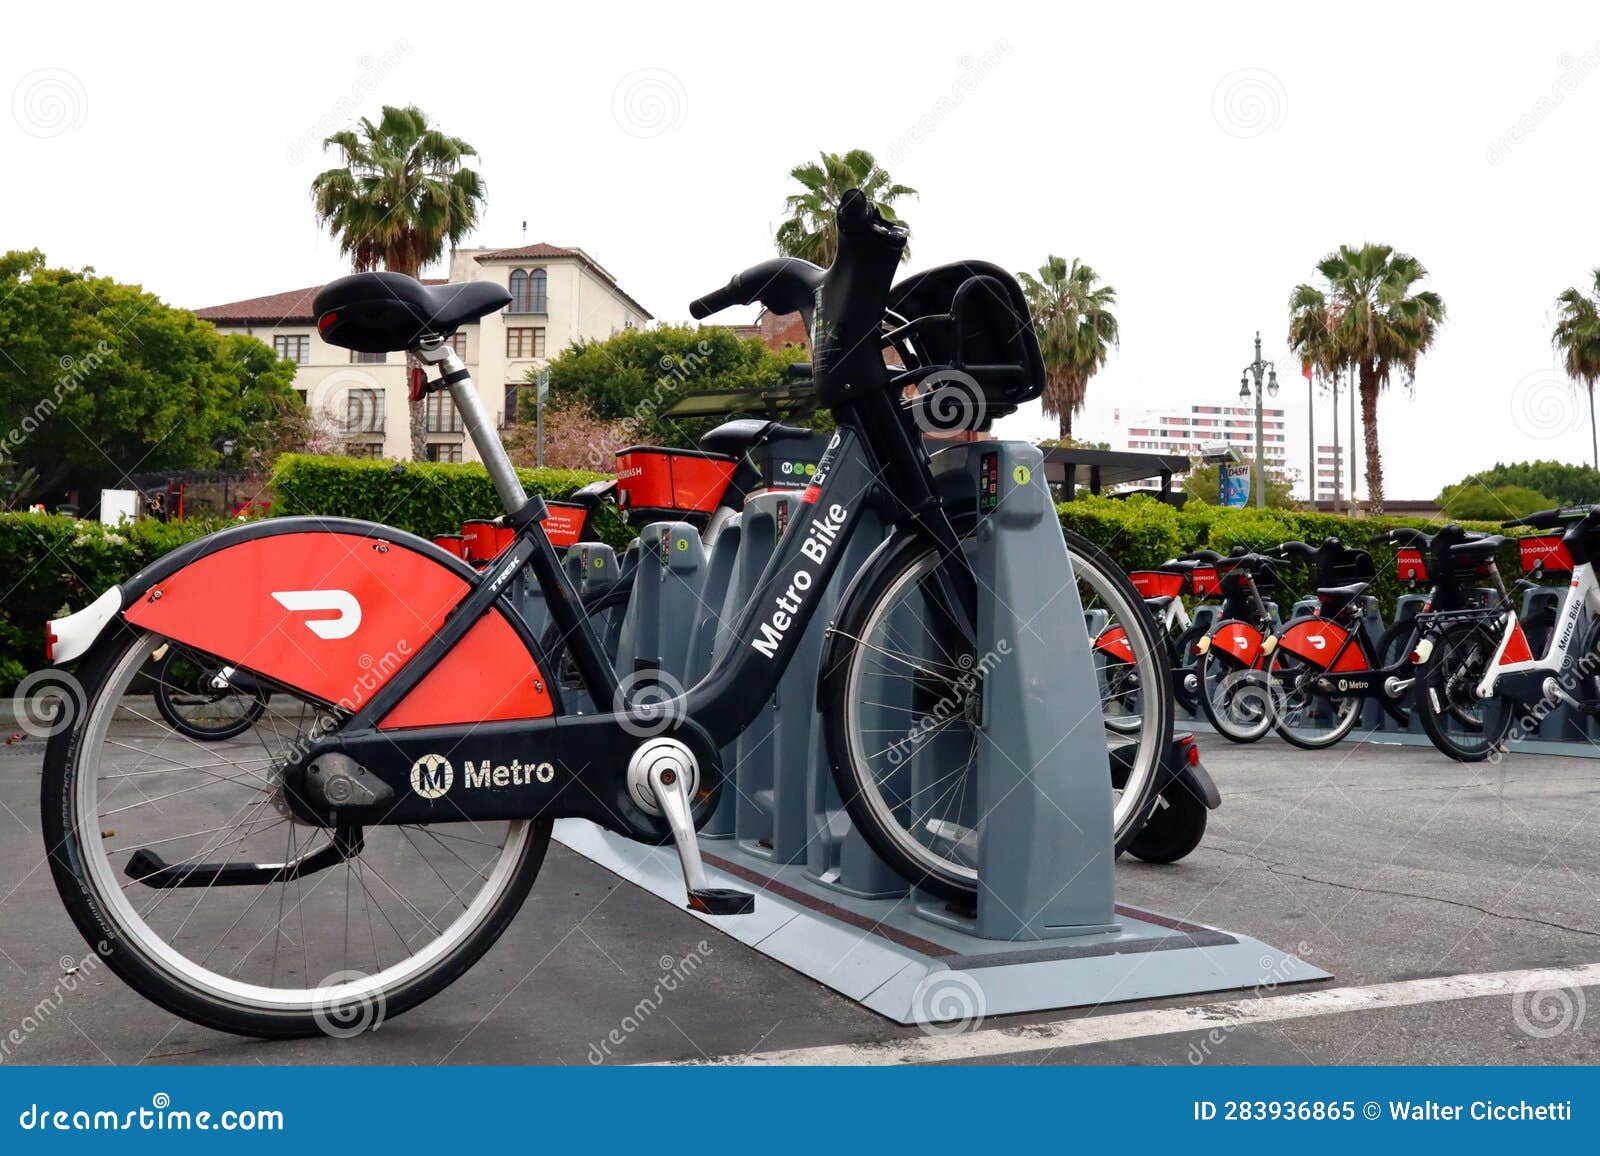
[690,190,907,407]
[689,257,824,321]
[1502,505,1598,531]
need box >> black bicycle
[42,192,1176,1037]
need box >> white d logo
[410,754,453,799]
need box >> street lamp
[1238,332,1278,509]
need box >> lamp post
[1238,331,1279,509]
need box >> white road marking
[654,961,1600,1066]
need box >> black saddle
[697,419,816,459]
[313,272,512,353]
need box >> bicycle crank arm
[124,826,363,889]
[630,738,754,917]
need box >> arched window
[509,267,548,314]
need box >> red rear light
[1177,734,1201,766]
[44,621,57,663]
[316,312,337,334]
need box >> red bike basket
[614,447,736,524]
[1129,570,1184,599]
[541,501,589,549]
[1191,567,1221,597]
[432,533,466,559]
[1520,534,1574,574]
[1395,548,1429,582]
[461,519,513,565]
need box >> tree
[1553,269,1600,468]
[1287,244,1445,514]
[1444,460,1600,506]
[1017,257,1118,440]
[540,324,809,453]
[311,105,486,458]
[1438,482,1554,521]
[775,150,916,266]
[0,251,300,507]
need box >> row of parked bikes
[1100,506,1600,763]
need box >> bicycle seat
[313,272,512,353]
[1316,582,1369,600]
[1451,535,1505,561]
[696,419,815,458]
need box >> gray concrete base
[554,819,1329,1025]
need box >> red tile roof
[472,243,583,262]
[195,280,445,325]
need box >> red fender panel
[1276,618,1366,673]
[1209,621,1263,667]
[123,530,552,726]
[1094,624,1135,663]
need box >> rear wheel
[823,523,1171,901]
[1415,616,1515,762]
[42,623,550,1038]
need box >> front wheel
[43,623,551,1038]
[1414,617,1516,762]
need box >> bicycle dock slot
[552,441,1325,1024]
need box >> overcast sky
[9,2,1600,498]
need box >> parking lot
[3,731,1599,1066]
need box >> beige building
[195,243,652,461]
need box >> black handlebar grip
[689,278,742,320]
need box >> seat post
[415,340,528,515]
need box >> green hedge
[0,513,224,687]
[0,464,1524,693]
[269,454,631,549]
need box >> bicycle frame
[273,343,970,847]
[1473,561,1600,697]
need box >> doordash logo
[271,590,362,640]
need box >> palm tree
[1553,270,1600,469]
[1017,257,1119,440]
[311,105,486,457]
[775,150,916,266]
[1287,244,1444,513]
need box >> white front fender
[46,587,124,663]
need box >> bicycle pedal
[688,887,755,916]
